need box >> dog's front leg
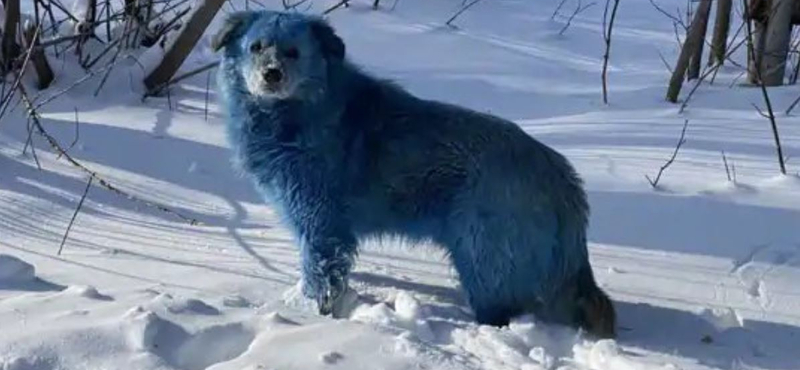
[293,205,357,316]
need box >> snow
[0,255,35,284]
[2,0,800,369]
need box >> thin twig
[601,0,621,104]
[84,34,123,69]
[722,150,733,182]
[145,61,220,97]
[785,92,800,114]
[672,21,684,49]
[743,0,787,175]
[446,0,482,27]
[37,34,86,49]
[646,119,689,188]
[551,0,570,19]
[58,176,93,255]
[658,51,674,73]
[94,48,123,96]
[150,6,191,42]
[69,107,80,151]
[559,0,597,36]
[282,0,311,10]
[323,0,349,15]
[649,0,687,30]
[729,70,747,87]
[24,118,43,170]
[47,0,81,23]
[204,69,211,121]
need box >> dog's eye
[284,47,300,60]
[249,41,263,53]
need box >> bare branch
[559,0,597,36]
[145,61,220,98]
[601,0,621,104]
[69,107,81,151]
[722,151,732,182]
[23,118,43,170]
[58,176,93,255]
[551,0,570,19]
[282,0,311,10]
[94,49,123,96]
[649,0,687,30]
[446,0,483,27]
[204,69,211,121]
[323,0,350,15]
[785,91,800,114]
[658,51,674,74]
[646,120,689,188]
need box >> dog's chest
[232,105,346,185]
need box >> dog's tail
[574,266,617,339]
[550,156,616,338]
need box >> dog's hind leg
[444,207,561,326]
[443,210,551,327]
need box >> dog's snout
[264,68,283,84]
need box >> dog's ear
[212,12,254,52]
[310,19,345,61]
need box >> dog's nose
[264,68,283,84]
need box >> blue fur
[216,11,606,330]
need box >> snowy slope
[2,0,800,369]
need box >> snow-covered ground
[2,0,800,369]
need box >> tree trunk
[687,0,713,79]
[143,0,225,92]
[708,0,732,66]
[23,23,53,89]
[666,0,713,102]
[761,0,794,85]
[2,0,21,73]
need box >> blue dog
[213,11,615,337]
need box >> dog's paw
[317,271,348,316]
[301,269,350,316]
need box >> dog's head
[212,11,345,100]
